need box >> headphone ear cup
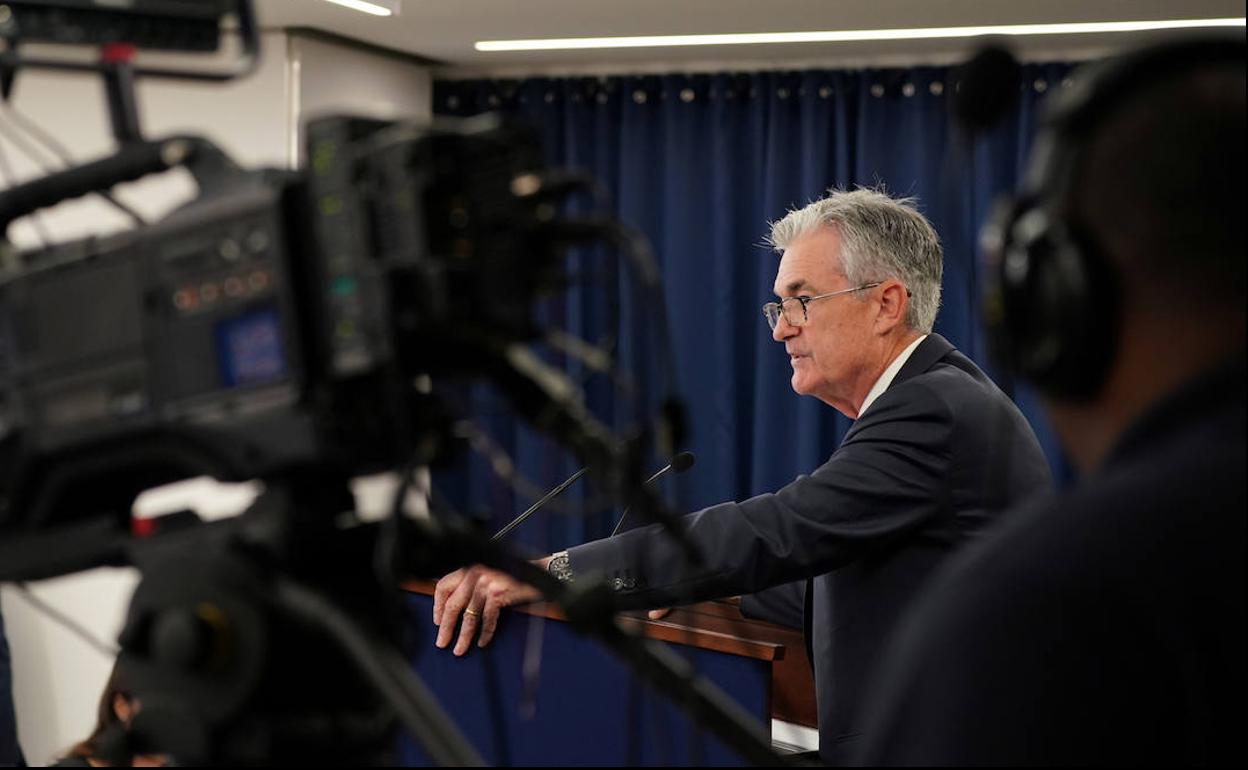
[983,199,1118,399]
[982,36,1242,401]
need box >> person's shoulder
[848,376,955,442]
[920,353,1014,410]
[884,340,1006,409]
[938,436,1243,606]
[857,360,1002,437]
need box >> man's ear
[874,280,909,334]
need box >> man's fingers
[435,568,479,649]
[478,576,545,648]
[432,568,466,626]
[647,607,672,620]
[453,607,483,656]
[435,568,545,653]
[477,610,499,648]
[477,578,508,648]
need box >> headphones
[981,36,1246,399]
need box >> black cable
[520,169,611,212]
[542,185,624,399]
[375,458,422,602]
[440,460,790,761]
[0,131,52,247]
[543,326,635,400]
[415,185,759,760]
[594,220,683,417]
[0,105,146,226]
[491,340,703,566]
[272,575,485,767]
[569,245,623,391]
[538,210,720,764]
[545,217,688,468]
[372,355,430,602]
[633,502,687,765]
[424,482,523,766]
[454,420,617,517]
[592,214,709,727]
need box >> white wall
[1,30,430,765]
[293,32,434,166]
[3,32,293,251]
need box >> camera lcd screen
[215,308,287,387]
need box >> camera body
[0,115,551,533]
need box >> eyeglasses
[761,283,883,330]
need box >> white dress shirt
[857,334,928,418]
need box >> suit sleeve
[739,580,806,630]
[567,380,955,608]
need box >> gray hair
[767,188,943,333]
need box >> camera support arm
[0,135,238,239]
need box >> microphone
[491,466,589,541]
[610,451,695,536]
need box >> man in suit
[855,39,1245,766]
[434,188,1053,763]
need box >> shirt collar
[858,334,928,418]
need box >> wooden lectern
[399,580,815,766]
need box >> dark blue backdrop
[432,62,1073,555]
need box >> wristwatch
[547,550,574,583]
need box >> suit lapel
[839,334,955,445]
[890,333,954,388]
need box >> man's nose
[772,315,797,342]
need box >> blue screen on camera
[215,308,287,387]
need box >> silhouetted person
[858,36,1245,766]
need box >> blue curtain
[433,63,1073,555]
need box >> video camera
[0,2,612,539]
[0,110,566,534]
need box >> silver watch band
[547,550,573,583]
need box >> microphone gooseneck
[611,452,696,537]
[491,466,589,541]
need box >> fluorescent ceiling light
[476,18,1246,51]
[322,0,399,17]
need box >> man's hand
[647,596,740,621]
[432,565,543,655]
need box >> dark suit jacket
[855,361,1247,766]
[568,334,1053,762]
